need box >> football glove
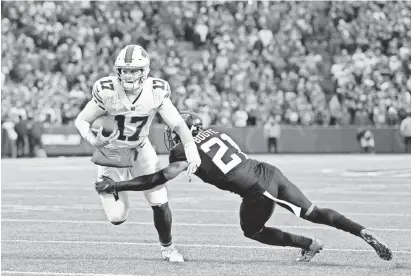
[95,176,118,194]
[94,127,119,148]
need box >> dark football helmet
[164,111,204,150]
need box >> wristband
[184,142,201,163]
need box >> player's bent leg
[240,191,275,238]
[99,192,129,225]
[270,166,365,235]
[240,192,313,253]
[270,166,392,260]
[97,166,130,225]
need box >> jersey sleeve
[151,78,171,108]
[91,81,106,111]
[153,79,183,130]
[169,143,187,163]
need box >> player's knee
[151,202,171,213]
[241,222,263,240]
[144,186,168,206]
[243,228,265,241]
[105,208,129,225]
[151,202,172,226]
[304,206,320,222]
[305,206,336,224]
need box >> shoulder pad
[94,76,117,96]
[150,77,171,99]
[91,76,117,110]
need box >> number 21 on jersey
[200,134,247,174]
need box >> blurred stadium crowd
[2,1,411,129]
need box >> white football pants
[96,138,167,224]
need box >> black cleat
[360,229,393,261]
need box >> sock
[247,227,312,249]
[152,202,172,247]
[306,207,365,237]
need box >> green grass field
[2,155,411,276]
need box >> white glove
[94,127,120,148]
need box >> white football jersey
[91,76,171,149]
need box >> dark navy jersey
[169,128,270,196]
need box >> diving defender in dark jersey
[95,111,392,262]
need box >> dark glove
[95,176,117,194]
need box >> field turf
[2,155,411,276]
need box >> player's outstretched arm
[75,100,119,147]
[95,161,188,193]
[158,99,201,176]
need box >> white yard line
[2,204,411,216]
[1,271,142,276]
[3,187,411,196]
[2,219,411,232]
[2,239,411,254]
[3,193,411,205]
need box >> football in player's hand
[91,116,119,137]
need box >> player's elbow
[74,116,92,138]
[74,117,83,131]
[75,108,86,125]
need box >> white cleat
[161,244,185,263]
[297,238,324,262]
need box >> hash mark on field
[2,239,411,255]
[2,219,411,232]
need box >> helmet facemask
[117,66,149,91]
[114,45,150,92]
[164,114,203,150]
[164,125,181,150]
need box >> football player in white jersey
[75,45,201,263]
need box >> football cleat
[297,238,324,262]
[161,244,185,263]
[360,229,393,261]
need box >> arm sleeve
[115,170,168,192]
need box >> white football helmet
[115,45,150,91]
